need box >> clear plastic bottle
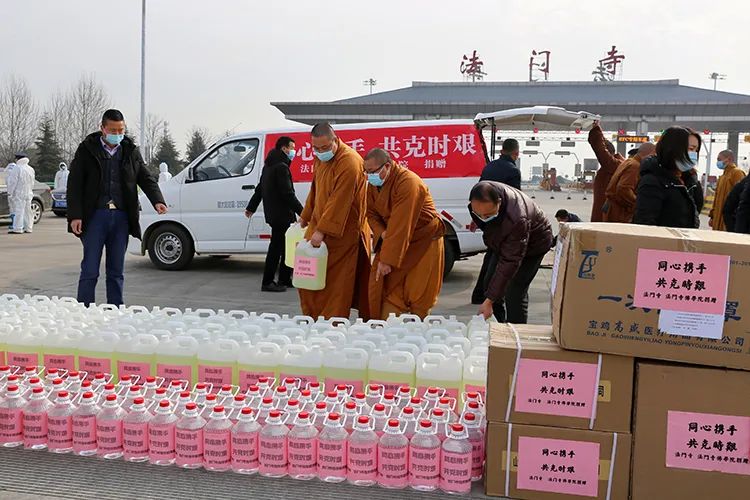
[347,415,378,487]
[288,411,318,480]
[123,397,151,462]
[439,424,473,495]
[245,385,263,409]
[174,391,193,418]
[48,378,65,402]
[436,397,458,423]
[91,373,108,394]
[423,387,442,412]
[23,377,44,400]
[217,385,235,405]
[431,408,450,442]
[323,390,341,413]
[47,390,75,454]
[381,392,398,416]
[256,397,275,426]
[23,387,51,450]
[378,419,409,489]
[335,384,351,401]
[203,405,232,472]
[71,391,99,456]
[258,409,289,478]
[45,368,61,388]
[365,383,383,408]
[152,388,169,407]
[461,412,485,482]
[410,396,427,413]
[123,385,144,412]
[463,401,486,428]
[116,375,134,397]
[312,401,329,431]
[256,377,273,398]
[282,377,301,399]
[193,382,210,407]
[371,403,390,438]
[400,406,420,439]
[297,389,314,412]
[342,402,359,432]
[397,386,414,409]
[200,393,218,420]
[98,383,117,406]
[317,412,348,483]
[175,402,206,469]
[0,384,26,448]
[228,394,247,423]
[285,399,301,429]
[148,400,177,465]
[142,376,160,401]
[166,380,185,400]
[409,420,441,491]
[232,407,261,475]
[66,371,83,396]
[96,393,126,459]
[307,380,323,403]
[352,392,371,416]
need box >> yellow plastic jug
[292,240,328,291]
[285,223,305,268]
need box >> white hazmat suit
[8,157,36,233]
[54,162,69,191]
[4,162,17,227]
[158,162,172,183]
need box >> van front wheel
[148,224,194,270]
[443,237,457,278]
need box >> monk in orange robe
[298,123,371,319]
[364,148,445,320]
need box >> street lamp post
[139,0,146,150]
[704,73,726,192]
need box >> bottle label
[232,431,260,468]
[0,408,23,443]
[348,442,377,480]
[288,436,317,474]
[318,438,347,475]
[23,412,49,447]
[470,435,485,479]
[325,377,364,395]
[369,379,409,395]
[72,414,97,452]
[204,429,231,466]
[176,428,204,466]
[409,445,440,487]
[123,421,149,455]
[157,363,193,386]
[117,361,152,380]
[198,365,233,390]
[6,352,37,367]
[259,435,288,474]
[238,369,274,391]
[79,356,112,375]
[48,416,73,449]
[97,419,123,453]
[279,372,317,391]
[378,445,409,487]
[439,450,472,493]
[148,423,176,459]
[43,354,76,371]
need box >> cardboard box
[485,422,631,499]
[552,223,750,370]
[632,361,750,500]
[486,324,634,433]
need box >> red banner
[265,124,486,183]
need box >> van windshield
[192,139,259,181]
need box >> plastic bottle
[440,424,473,495]
[416,353,463,403]
[203,406,232,471]
[292,240,328,290]
[368,350,416,395]
[43,328,83,372]
[123,397,151,462]
[0,384,26,448]
[288,411,318,480]
[351,392,371,418]
[272,385,290,409]
[256,397,275,426]
[371,403,390,438]
[317,412,348,483]
[174,391,193,418]
[216,384,236,405]
[436,397,459,423]
[322,347,368,394]
[175,402,206,469]
[148,400,177,465]
[193,383,210,407]
[237,342,281,391]
[258,409,289,478]
[431,408,450,442]
[116,333,159,382]
[231,407,261,475]
[142,376,160,402]
[23,377,44,401]
[347,415,378,487]
[156,335,198,386]
[278,344,322,390]
[228,394,248,423]
[95,393,126,459]
[77,331,120,378]
[123,385,144,412]
[462,412,485,482]
[409,420,442,491]
[197,339,239,390]
[67,372,83,397]
[462,355,487,405]
[284,223,305,268]
[5,325,46,367]
[296,389,314,413]
[378,419,409,489]
[307,380,324,403]
[91,373,109,394]
[312,401,328,431]
[47,390,74,453]
[71,391,99,456]
[381,392,399,417]
[23,386,51,450]
[98,383,116,405]
[285,399,301,430]
[365,383,383,408]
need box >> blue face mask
[688,151,699,163]
[105,133,124,146]
[287,149,296,161]
[314,150,334,162]
[367,173,384,187]
[473,210,499,224]
[717,160,725,170]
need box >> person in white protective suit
[8,153,36,234]
[157,162,172,183]
[54,162,69,191]
[4,162,17,228]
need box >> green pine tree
[151,128,182,175]
[185,128,209,163]
[33,118,64,183]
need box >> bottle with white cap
[409,419,441,491]
[96,393,126,459]
[288,411,318,481]
[71,391,99,456]
[439,423,472,495]
[148,400,177,466]
[258,409,289,478]
[47,390,75,454]
[231,407,260,475]
[123,397,151,462]
[347,415,378,487]
[377,419,408,489]
[203,405,232,472]
[175,402,206,469]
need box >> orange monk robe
[298,139,371,319]
[367,164,445,320]
[710,163,745,231]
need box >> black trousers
[263,223,293,286]
[482,251,545,323]
[471,251,493,303]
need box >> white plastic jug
[77,330,120,375]
[390,342,422,360]
[285,223,305,268]
[197,338,239,389]
[445,337,472,359]
[156,335,199,385]
[462,354,488,403]
[348,339,377,357]
[323,347,369,394]
[116,333,159,381]
[368,350,416,394]
[306,337,334,351]
[224,330,250,345]
[237,341,281,390]
[0,324,11,366]
[416,353,463,402]
[278,344,323,389]
[43,327,83,372]
[292,240,328,290]
[6,325,47,367]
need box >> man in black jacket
[733,176,750,234]
[723,176,749,232]
[67,109,167,307]
[245,136,304,292]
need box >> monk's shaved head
[365,148,391,165]
[311,122,336,138]
[719,149,735,162]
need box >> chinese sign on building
[460,50,487,82]
[592,45,625,82]
[529,50,551,82]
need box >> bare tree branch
[0,75,38,160]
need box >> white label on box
[657,309,725,339]
[550,239,564,296]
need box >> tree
[0,75,38,162]
[151,127,181,175]
[185,127,211,163]
[135,113,166,165]
[33,118,64,182]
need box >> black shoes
[262,282,287,292]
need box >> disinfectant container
[237,341,282,391]
[77,330,120,376]
[278,344,323,389]
[322,347,369,393]
[368,350,415,394]
[197,338,239,390]
[6,325,47,367]
[415,352,463,402]
[156,335,199,385]
[285,223,305,268]
[43,328,84,371]
[292,241,328,291]
[116,333,159,381]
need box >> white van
[130,107,597,275]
